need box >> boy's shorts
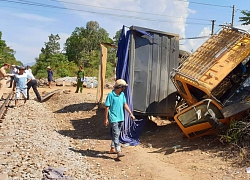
[15,88,27,100]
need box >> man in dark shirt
[75,66,85,93]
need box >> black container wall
[129,26,179,117]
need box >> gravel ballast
[0,97,106,180]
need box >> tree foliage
[0,31,21,66]
[33,34,78,79]
[113,29,122,45]
[41,34,61,57]
[239,10,250,25]
[2,21,123,79]
[64,21,117,78]
[65,21,113,66]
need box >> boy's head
[18,66,26,74]
[114,79,128,91]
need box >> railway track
[0,89,61,121]
[0,92,13,121]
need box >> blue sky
[0,0,250,65]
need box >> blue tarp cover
[116,26,146,146]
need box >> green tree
[33,34,78,78]
[33,21,121,79]
[239,10,250,25]
[65,21,112,66]
[0,31,20,66]
[41,34,61,57]
[113,29,122,45]
[64,21,117,79]
[65,27,86,66]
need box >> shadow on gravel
[69,148,120,161]
[54,102,97,113]
[57,108,110,140]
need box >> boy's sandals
[109,148,116,154]
[109,148,125,158]
[117,152,125,158]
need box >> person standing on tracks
[0,63,10,100]
[104,79,135,158]
[25,67,42,102]
[8,65,18,88]
[12,66,32,108]
[26,65,32,74]
[75,65,85,93]
[46,66,53,89]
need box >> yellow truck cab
[171,26,250,139]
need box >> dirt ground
[30,85,250,180]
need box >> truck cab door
[174,99,228,139]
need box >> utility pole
[231,5,235,27]
[211,20,216,35]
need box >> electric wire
[180,35,211,40]
[0,0,243,41]
[0,0,240,24]
[46,0,211,22]
[0,0,239,27]
[0,0,211,25]
[176,0,231,8]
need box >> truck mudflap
[221,101,250,118]
[174,99,228,139]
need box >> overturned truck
[171,26,250,138]
[99,25,250,139]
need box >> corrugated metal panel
[129,26,179,116]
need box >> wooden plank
[41,89,61,102]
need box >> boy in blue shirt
[104,79,135,158]
[12,66,32,108]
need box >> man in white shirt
[26,65,32,74]
[25,68,42,102]
[8,65,18,88]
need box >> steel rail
[0,92,13,120]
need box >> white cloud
[182,24,250,53]
[235,25,250,32]
[1,0,196,64]
[60,0,193,38]
[182,27,211,53]
[12,13,55,22]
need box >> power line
[0,4,75,16]
[0,0,237,30]
[48,0,211,22]
[176,0,231,8]
[0,0,235,27]
[0,0,212,26]
[180,35,211,40]
[46,0,235,23]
